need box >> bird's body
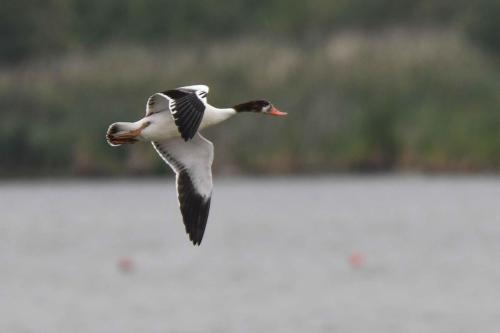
[124,104,236,142]
[106,84,286,245]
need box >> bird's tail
[106,122,141,146]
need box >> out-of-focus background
[2,1,500,332]
[1,0,500,176]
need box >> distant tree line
[1,0,499,63]
[1,0,500,176]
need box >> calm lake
[1,176,500,332]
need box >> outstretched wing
[145,85,210,141]
[152,133,214,245]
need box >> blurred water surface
[1,176,500,332]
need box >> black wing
[176,170,212,245]
[162,88,206,141]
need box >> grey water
[1,176,500,332]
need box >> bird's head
[233,100,287,116]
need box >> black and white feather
[152,133,214,245]
[146,85,209,141]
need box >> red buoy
[118,257,134,273]
[349,252,364,268]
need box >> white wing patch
[152,134,214,197]
[145,93,170,117]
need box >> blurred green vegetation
[1,1,499,176]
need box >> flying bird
[106,85,286,245]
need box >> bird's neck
[202,107,237,127]
[215,107,237,120]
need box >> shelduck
[106,85,286,245]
